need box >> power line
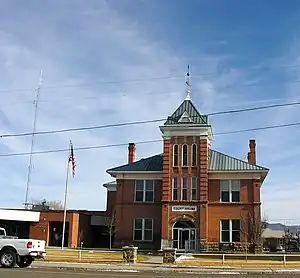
[208,100,300,116]
[1,62,300,94]
[0,139,162,157]
[1,100,300,139]
[3,78,300,105]
[1,121,300,157]
[0,119,163,138]
[215,121,300,135]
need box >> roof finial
[185,64,191,100]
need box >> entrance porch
[172,219,196,251]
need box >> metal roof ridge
[211,149,269,170]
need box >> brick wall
[30,211,79,248]
[106,191,116,214]
[114,179,162,249]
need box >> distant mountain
[267,223,300,234]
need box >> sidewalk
[32,260,300,274]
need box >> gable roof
[107,149,269,174]
[107,154,163,173]
[164,99,208,125]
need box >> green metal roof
[107,154,163,173]
[107,150,269,173]
[209,150,268,172]
[164,99,208,125]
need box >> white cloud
[0,1,299,225]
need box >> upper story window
[220,180,240,202]
[191,144,197,166]
[220,219,240,242]
[135,180,154,202]
[181,177,188,200]
[191,176,197,200]
[173,144,179,167]
[172,177,178,201]
[133,218,153,241]
[182,144,188,166]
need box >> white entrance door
[173,228,196,251]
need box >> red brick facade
[30,211,79,248]
[106,98,269,251]
[108,137,267,250]
[26,99,268,251]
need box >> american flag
[69,141,76,178]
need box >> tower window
[191,144,197,166]
[182,144,188,166]
[173,144,179,167]
[172,177,178,200]
[182,177,188,200]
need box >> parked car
[276,244,285,252]
[0,227,46,268]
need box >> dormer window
[191,144,197,166]
[173,144,179,167]
[182,144,188,166]
[178,111,192,123]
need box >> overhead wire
[0,62,300,94]
[3,78,300,105]
[1,121,300,157]
[1,99,300,139]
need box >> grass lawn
[42,249,148,263]
[177,258,300,268]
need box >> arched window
[182,144,188,166]
[173,144,179,167]
[191,144,197,166]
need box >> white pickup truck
[0,227,46,268]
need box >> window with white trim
[191,144,197,166]
[191,176,197,200]
[173,144,179,167]
[182,177,188,200]
[221,219,240,242]
[182,144,188,166]
[135,180,154,202]
[172,177,178,201]
[220,180,240,202]
[133,218,153,241]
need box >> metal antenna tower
[24,70,43,209]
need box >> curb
[31,261,300,274]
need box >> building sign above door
[172,205,197,212]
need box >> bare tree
[104,209,117,250]
[31,199,64,210]
[241,212,268,254]
[78,229,84,248]
[282,228,300,250]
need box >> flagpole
[61,141,71,249]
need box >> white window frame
[182,144,188,167]
[191,144,197,166]
[173,144,179,167]
[220,219,241,242]
[220,180,241,202]
[181,177,188,200]
[133,218,153,241]
[172,177,178,201]
[134,180,155,202]
[191,176,197,200]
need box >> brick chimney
[247,139,256,165]
[128,143,136,164]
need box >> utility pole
[24,70,43,209]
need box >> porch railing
[173,240,251,253]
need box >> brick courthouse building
[105,91,269,251]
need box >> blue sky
[0,0,300,224]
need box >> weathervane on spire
[185,64,191,100]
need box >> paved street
[2,268,300,277]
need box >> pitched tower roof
[164,65,209,126]
[164,99,209,125]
